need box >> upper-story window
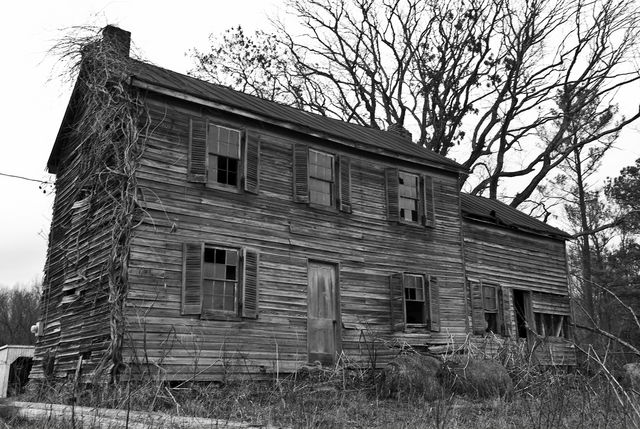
[187,118,260,194]
[208,125,241,187]
[309,149,335,206]
[398,172,419,222]
[386,168,436,227]
[293,144,352,212]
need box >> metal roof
[127,60,465,172]
[460,193,571,239]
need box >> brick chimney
[387,122,412,142]
[101,25,131,58]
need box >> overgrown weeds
[10,355,640,429]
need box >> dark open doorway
[513,290,532,339]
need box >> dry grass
[3,358,639,429]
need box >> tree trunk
[575,148,595,324]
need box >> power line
[0,171,53,185]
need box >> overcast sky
[0,0,279,287]
[1,0,639,288]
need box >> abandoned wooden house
[31,26,575,382]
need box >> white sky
[0,0,279,287]
[0,0,639,287]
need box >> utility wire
[0,171,53,184]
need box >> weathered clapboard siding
[462,219,575,365]
[32,130,115,380]
[122,94,468,378]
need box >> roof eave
[461,212,572,241]
[47,79,82,175]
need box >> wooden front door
[307,262,340,365]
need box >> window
[308,149,334,206]
[531,292,571,339]
[482,284,499,333]
[293,144,352,212]
[208,125,240,186]
[389,273,440,331]
[385,168,435,227]
[187,118,260,194]
[398,172,419,222]
[182,243,259,319]
[469,280,506,335]
[535,313,568,338]
[203,247,238,314]
[404,274,426,324]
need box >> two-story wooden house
[32,26,574,382]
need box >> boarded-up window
[182,243,259,319]
[187,120,260,193]
[386,169,436,228]
[390,273,440,332]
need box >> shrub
[438,357,513,399]
[378,353,443,400]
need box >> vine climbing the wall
[50,26,149,382]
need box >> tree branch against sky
[190,0,640,210]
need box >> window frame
[202,246,240,317]
[403,273,428,326]
[385,168,436,228]
[390,272,440,332]
[308,148,336,207]
[398,171,420,223]
[481,283,499,334]
[469,279,507,336]
[207,124,242,189]
[293,144,352,212]
[534,312,569,339]
[187,118,261,194]
[182,243,259,321]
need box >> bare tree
[190,0,640,208]
[0,282,40,346]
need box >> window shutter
[242,248,259,318]
[337,156,352,213]
[188,118,208,183]
[422,175,436,228]
[182,243,203,315]
[243,131,261,194]
[293,144,309,203]
[428,275,441,332]
[389,273,405,331]
[500,286,511,337]
[385,168,399,222]
[469,280,485,334]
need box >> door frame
[306,260,342,365]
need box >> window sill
[404,323,429,332]
[308,202,340,214]
[201,313,244,322]
[396,219,429,229]
[204,182,243,194]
